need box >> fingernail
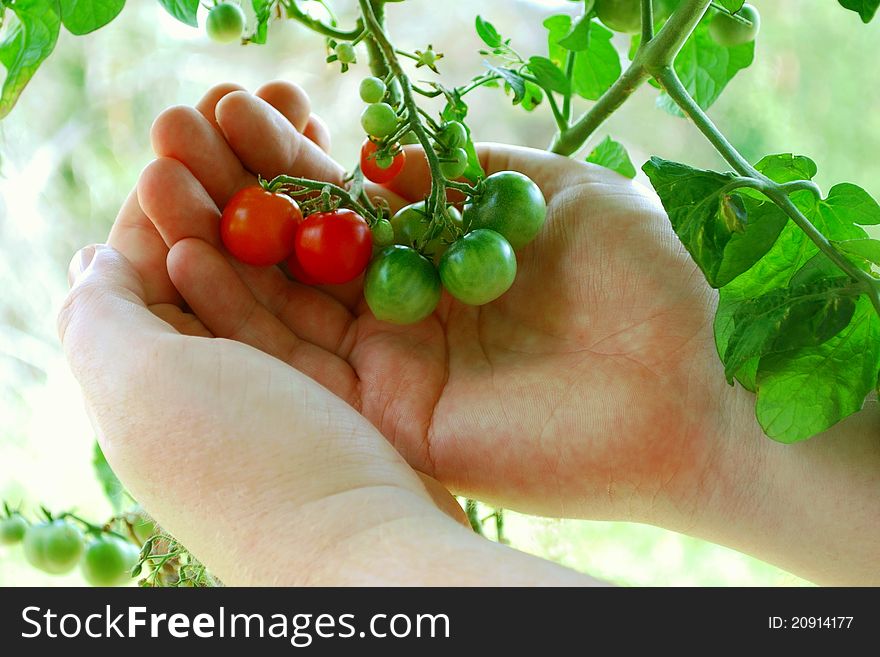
[67,244,97,287]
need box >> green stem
[641,0,655,43]
[282,0,363,40]
[465,499,484,536]
[550,0,711,155]
[561,50,575,122]
[655,66,880,316]
[358,0,459,249]
[266,175,379,223]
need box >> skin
[60,81,880,586]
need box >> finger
[149,303,214,338]
[106,189,182,306]
[138,157,222,249]
[195,82,247,129]
[303,114,331,153]
[151,104,249,206]
[167,238,360,403]
[254,80,311,132]
[215,90,345,183]
[417,473,470,528]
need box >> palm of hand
[120,83,722,519]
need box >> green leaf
[59,0,124,35]
[755,296,880,442]
[250,0,271,44]
[822,183,880,226]
[753,153,818,184]
[834,238,880,266]
[656,19,754,116]
[722,277,857,383]
[643,157,787,288]
[0,0,62,120]
[571,22,621,101]
[92,441,126,513]
[716,0,745,12]
[586,136,636,179]
[837,0,879,22]
[486,64,527,104]
[527,55,570,94]
[475,15,502,48]
[544,15,571,67]
[156,0,199,27]
[558,14,591,51]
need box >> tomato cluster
[1,511,142,586]
[219,169,546,325]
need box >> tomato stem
[266,174,380,225]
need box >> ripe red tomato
[295,209,373,284]
[360,139,406,184]
[220,186,303,266]
[285,249,321,285]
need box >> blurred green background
[2,0,877,586]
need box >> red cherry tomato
[285,249,321,285]
[295,209,373,284]
[360,139,406,184]
[220,186,303,266]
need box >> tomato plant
[359,76,387,103]
[391,201,463,264]
[0,513,27,545]
[360,102,399,138]
[361,138,406,184]
[463,171,547,250]
[23,520,85,575]
[439,229,517,306]
[220,186,303,266]
[708,3,761,46]
[295,209,373,284]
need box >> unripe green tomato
[205,3,246,44]
[595,0,641,34]
[708,4,760,47]
[439,229,517,306]
[399,130,419,145]
[23,520,85,574]
[391,201,463,264]
[438,121,467,149]
[419,48,438,66]
[440,147,468,180]
[359,77,387,103]
[0,514,28,545]
[360,102,398,138]
[335,42,357,64]
[463,171,547,250]
[81,536,140,587]
[129,513,156,545]
[365,246,441,324]
[371,219,395,247]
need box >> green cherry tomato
[0,513,28,545]
[365,246,441,324]
[399,130,419,145]
[419,48,439,67]
[23,520,85,574]
[205,3,246,44]
[335,42,357,64]
[462,171,547,250]
[128,512,156,545]
[595,0,641,34]
[81,535,140,587]
[440,147,468,180]
[438,121,467,149]
[391,201,463,264]
[360,102,398,138]
[359,76,387,103]
[709,4,760,47]
[372,219,395,247]
[439,229,517,306]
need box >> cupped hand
[115,81,739,527]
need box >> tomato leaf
[557,14,591,52]
[722,277,857,383]
[485,64,527,103]
[585,136,636,179]
[642,157,787,288]
[544,14,571,67]
[755,296,880,442]
[93,441,127,513]
[475,15,502,48]
[0,0,62,120]
[59,0,125,35]
[716,0,745,12]
[833,238,880,266]
[571,21,621,101]
[656,19,754,116]
[156,0,199,27]
[837,0,879,23]
[527,55,570,94]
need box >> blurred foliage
[4,0,876,586]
